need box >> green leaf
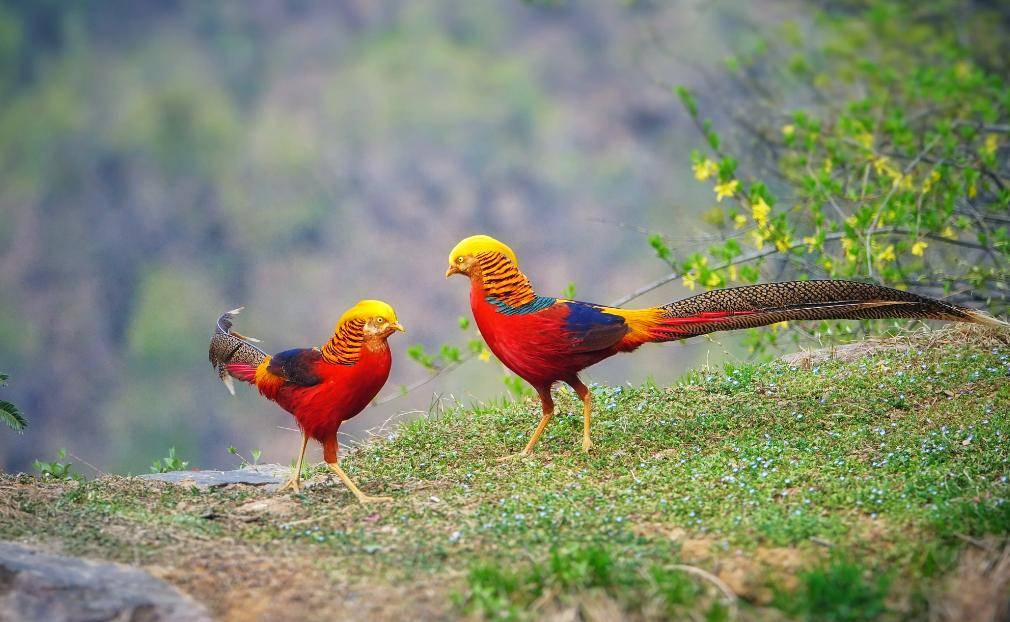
[0,399,26,432]
[674,85,697,117]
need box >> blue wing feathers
[560,301,629,352]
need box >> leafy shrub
[150,446,189,473]
[33,449,80,481]
[656,1,1009,354]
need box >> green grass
[1,326,1008,620]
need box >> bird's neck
[473,251,538,308]
[321,318,366,365]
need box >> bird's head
[336,300,405,340]
[445,234,519,279]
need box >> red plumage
[447,234,1004,456]
[208,302,403,502]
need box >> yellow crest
[335,299,398,331]
[448,235,519,265]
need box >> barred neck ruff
[475,251,539,308]
[321,318,366,365]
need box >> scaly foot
[276,477,302,493]
[582,438,594,453]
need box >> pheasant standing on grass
[209,300,404,503]
[445,234,1006,458]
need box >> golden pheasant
[445,234,1005,457]
[209,301,404,503]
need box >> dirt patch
[633,523,815,605]
[234,496,299,519]
[147,543,452,622]
[930,540,1010,622]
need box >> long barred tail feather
[209,307,268,395]
[653,280,1005,340]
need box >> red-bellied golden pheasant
[209,301,404,503]
[445,234,1005,457]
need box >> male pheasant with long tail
[445,235,1006,457]
[209,301,404,503]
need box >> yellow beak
[445,266,459,278]
[390,322,405,333]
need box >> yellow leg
[581,392,593,452]
[569,378,594,453]
[277,432,309,493]
[327,461,391,504]
[520,409,555,456]
[497,386,555,461]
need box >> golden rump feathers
[448,235,519,266]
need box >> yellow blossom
[714,179,739,202]
[733,214,747,229]
[856,132,874,149]
[705,272,721,287]
[803,235,818,252]
[692,159,719,181]
[751,197,771,227]
[840,237,857,259]
[770,321,789,332]
[478,349,491,362]
[823,158,833,173]
[750,229,766,249]
[922,170,941,193]
[968,179,978,198]
[822,258,833,271]
[775,236,792,253]
[984,133,999,156]
[941,226,957,239]
[876,244,896,263]
[782,124,796,139]
[845,215,858,227]
[910,240,928,256]
[681,272,697,291]
[728,265,738,281]
[873,156,901,181]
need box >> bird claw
[582,438,594,453]
[276,477,302,493]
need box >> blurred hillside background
[1,0,1007,474]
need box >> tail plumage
[209,307,268,395]
[644,280,1005,341]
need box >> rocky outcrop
[139,463,290,489]
[0,542,211,622]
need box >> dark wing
[267,348,324,386]
[558,300,630,353]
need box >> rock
[0,541,211,622]
[139,463,291,489]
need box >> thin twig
[671,564,738,620]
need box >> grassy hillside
[2,326,1009,621]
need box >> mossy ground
[2,326,1009,621]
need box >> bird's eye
[456,256,464,264]
[376,317,385,324]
